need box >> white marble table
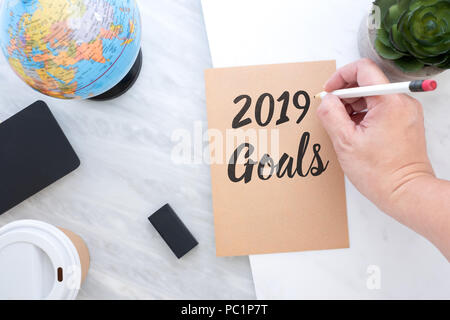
[1,0,449,300]
[0,0,255,299]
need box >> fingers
[317,94,356,149]
[344,98,367,114]
[324,58,390,92]
[351,111,368,126]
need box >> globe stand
[89,49,143,101]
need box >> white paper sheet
[201,0,450,299]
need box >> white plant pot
[358,15,444,82]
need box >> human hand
[316,59,435,220]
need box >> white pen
[314,79,437,99]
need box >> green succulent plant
[373,0,450,72]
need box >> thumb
[316,94,355,147]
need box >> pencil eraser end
[422,79,437,91]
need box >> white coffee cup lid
[0,220,82,300]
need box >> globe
[0,0,142,100]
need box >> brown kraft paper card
[204,60,349,257]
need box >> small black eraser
[148,204,198,259]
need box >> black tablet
[0,101,80,215]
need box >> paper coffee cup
[0,220,90,300]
